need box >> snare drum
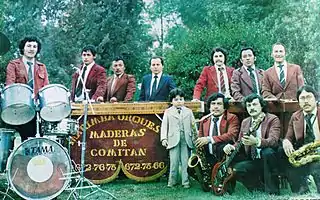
[6,138,72,200]
[43,118,79,136]
[1,83,35,125]
[38,84,71,122]
[0,128,15,172]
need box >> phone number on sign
[75,163,117,172]
[124,162,166,171]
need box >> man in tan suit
[105,58,136,102]
[262,43,304,100]
[281,85,320,194]
[231,47,264,101]
[224,94,280,195]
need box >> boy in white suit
[161,88,195,188]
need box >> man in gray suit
[231,47,264,101]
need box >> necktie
[177,107,181,114]
[219,68,225,93]
[247,67,258,94]
[27,61,33,88]
[278,64,285,88]
[250,121,259,160]
[212,117,219,136]
[304,114,315,144]
[150,75,158,100]
[75,65,87,97]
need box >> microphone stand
[66,68,116,199]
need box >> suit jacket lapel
[155,75,166,95]
[208,67,218,86]
[257,69,263,87]
[112,74,126,95]
[18,59,28,81]
[168,107,180,119]
[269,66,283,88]
[239,67,254,90]
[146,75,152,100]
[260,115,268,139]
[285,64,294,89]
[202,119,211,137]
[293,111,305,140]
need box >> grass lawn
[1,175,320,200]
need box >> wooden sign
[70,114,168,184]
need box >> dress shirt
[75,61,95,101]
[149,72,163,96]
[274,61,288,83]
[243,65,260,95]
[215,65,231,97]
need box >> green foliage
[0,0,153,90]
[158,0,320,99]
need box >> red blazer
[193,66,234,100]
[71,63,107,101]
[105,73,136,102]
[231,67,264,101]
[262,63,304,100]
[199,111,239,143]
[285,107,320,145]
[6,58,49,96]
[238,113,280,155]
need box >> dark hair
[297,85,318,101]
[206,93,229,112]
[149,56,164,66]
[239,47,255,58]
[19,36,41,55]
[211,47,227,65]
[82,45,97,56]
[113,56,125,63]
[242,94,268,113]
[169,88,185,102]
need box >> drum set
[0,83,79,200]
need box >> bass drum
[6,138,72,200]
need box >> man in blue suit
[139,56,176,101]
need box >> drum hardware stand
[65,83,116,199]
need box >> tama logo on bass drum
[24,145,54,156]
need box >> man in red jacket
[5,36,49,141]
[105,58,136,103]
[193,48,234,101]
[71,45,107,102]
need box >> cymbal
[0,32,10,56]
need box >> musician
[139,56,176,101]
[262,43,304,100]
[281,85,320,194]
[193,48,234,101]
[160,88,195,189]
[195,93,239,165]
[105,58,136,103]
[231,47,264,101]
[71,45,107,102]
[224,93,280,195]
[5,36,49,141]
[194,93,239,193]
[6,36,49,96]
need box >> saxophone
[288,140,320,167]
[187,114,212,192]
